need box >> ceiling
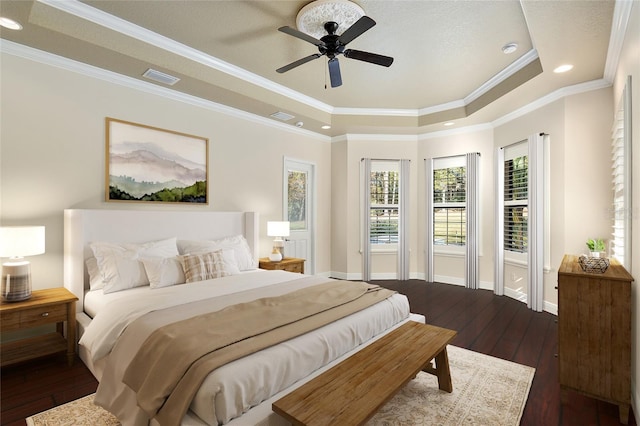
[0,0,618,136]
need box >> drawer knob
[41,312,49,317]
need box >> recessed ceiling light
[321,125,331,129]
[502,43,518,54]
[0,17,23,30]
[554,64,574,73]
[444,122,455,126]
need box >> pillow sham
[141,256,186,289]
[90,237,179,294]
[177,235,256,271]
[86,257,105,291]
[178,250,231,283]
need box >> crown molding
[33,0,548,121]
[464,49,539,105]
[0,39,331,143]
[1,38,613,142]
[36,0,334,114]
[491,78,612,127]
[603,0,633,82]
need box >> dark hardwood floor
[0,280,636,425]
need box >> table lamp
[267,221,290,262]
[0,226,45,302]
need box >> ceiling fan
[276,16,393,88]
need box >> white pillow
[177,235,256,271]
[90,237,179,294]
[85,257,105,291]
[141,256,186,289]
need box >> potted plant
[586,238,606,257]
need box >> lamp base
[269,248,283,262]
[2,261,32,302]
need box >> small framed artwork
[105,117,208,204]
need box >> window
[504,145,528,253]
[433,162,466,246]
[287,170,307,231]
[369,162,399,245]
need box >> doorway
[283,158,316,274]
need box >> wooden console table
[273,321,457,426]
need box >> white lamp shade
[0,226,45,257]
[267,221,290,237]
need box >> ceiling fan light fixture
[296,0,365,39]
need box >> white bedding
[83,269,265,318]
[81,270,410,425]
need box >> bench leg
[434,347,453,393]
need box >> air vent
[142,68,180,86]
[270,111,295,121]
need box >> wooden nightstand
[259,257,305,274]
[0,287,78,367]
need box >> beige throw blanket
[122,281,395,426]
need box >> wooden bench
[272,321,457,426]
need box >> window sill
[433,250,464,258]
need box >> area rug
[26,346,534,426]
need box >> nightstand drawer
[286,262,303,274]
[20,304,67,328]
[258,257,305,274]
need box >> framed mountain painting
[105,118,208,204]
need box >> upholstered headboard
[63,209,259,313]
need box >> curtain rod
[423,152,481,161]
[361,158,411,162]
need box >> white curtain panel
[361,158,372,282]
[465,153,480,289]
[527,134,546,312]
[398,159,411,280]
[494,148,505,296]
[424,159,435,282]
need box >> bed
[63,209,424,426]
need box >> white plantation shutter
[611,76,632,270]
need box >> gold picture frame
[105,117,208,204]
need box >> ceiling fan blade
[276,54,322,73]
[328,57,342,88]
[344,49,394,67]
[278,26,324,47]
[337,16,376,45]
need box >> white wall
[0,52,333,287]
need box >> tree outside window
[504,156,528,253]
[370,170,399,244]
[433,166,466,246]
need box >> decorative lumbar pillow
[90,237,179,294]
[178,250,231,283]
[141,256,186,289]
[177,235,256,271]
